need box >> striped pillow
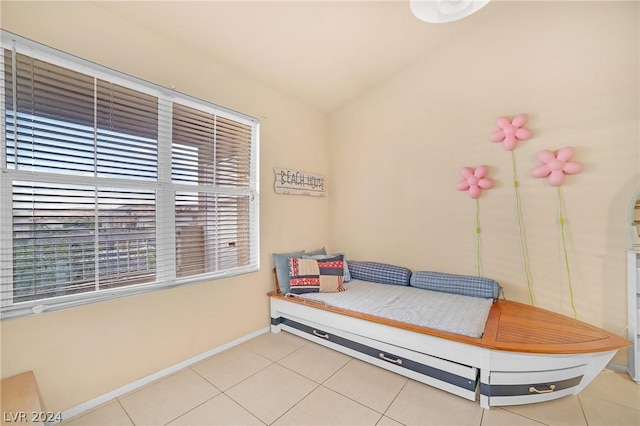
[347,261,411,286]
[288,255,346,294]
[410,271,501,299]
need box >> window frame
[0,31,260,320]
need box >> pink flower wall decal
[490,114,533,151]
[456,165,494,199]
[532,147,583,186]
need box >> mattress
[289,279,493,338]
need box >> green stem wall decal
[557,187,577,318]
[532,147,583,318]
[511,150,535,305]
[490,114,534,304]
[475,198,482,277]
[456,166,494,277]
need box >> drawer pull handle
[379,353,403,365]
[312,330,329,339]
[529,384,556,394]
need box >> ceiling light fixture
[410,0,491,23]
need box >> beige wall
[1,0,639,415]
[329,1,639,364]
[0,1,330,412]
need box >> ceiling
[95,0,497,113]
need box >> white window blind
[0,31,260,319]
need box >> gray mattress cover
[290,279,492,338]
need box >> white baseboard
[606,362,630,373]
[56,327,270,424]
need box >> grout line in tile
[225,394,268,426]
[578,391,640,413]
[379,379,409,425]
[159,393,221,426]
[115,398,135,426]
[298,356,410,416]
[317,356,354,384]
[499,406,553,426]
[114,368,221,426]
[274,344,308,364]
[315,383,388,416]
[240,334,310,362]
[209,358,319,424]
[266,382,322,426]
[187,362,264,393]
[217,363,271,395]
[275,353,354,386]
[576,393,589,426]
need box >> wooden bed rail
[268,291,630,355]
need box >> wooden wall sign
[274,168,326,196]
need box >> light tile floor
[62,331,640,426]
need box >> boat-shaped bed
[269,269,629,408]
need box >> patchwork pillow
[302,252,351,282]
[410,271,501,299]
[273,250,305,294]
[347,261,411,286]
[288,254,346,294]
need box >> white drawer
[484,364,586,406]
[274,314,479,400]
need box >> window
[0,32,260,319]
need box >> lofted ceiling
[95,0,498,113]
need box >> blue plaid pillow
[410,271,501,299]
[347,261,411,286]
